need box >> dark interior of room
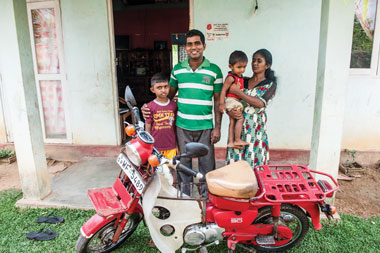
[113,0,188,142]
[113,0,189,106]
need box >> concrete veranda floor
[15,157,226,209]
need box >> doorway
[112,0,189,110]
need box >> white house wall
[194,0,322,149]
[343,78,380,150]
[0,0,119,146]
[0,0,23,144]
[0,87,8,143]
[60,0,119,145]
[1,0,379,152]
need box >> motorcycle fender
[80,204,144,239]
[143,170,202,253]
[80,213,120,238]
[297,203,322,230]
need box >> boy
[145,72,177,159]
[219,50,250,148]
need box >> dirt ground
[1,159,379,217]
[335,164,380,217]
[0,159,73,192]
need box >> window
[27,0,71,143]
[350,0,380,75]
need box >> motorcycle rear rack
[254,165,338,203]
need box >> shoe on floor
[26,228,58,241]
[36,214,64,224]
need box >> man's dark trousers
[176,126,216,196]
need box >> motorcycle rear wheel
[251,204,309,252]
[76,212,142,253]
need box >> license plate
[116,153,146,194]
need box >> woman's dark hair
[186,29,205,44]
[229,50,248,65]
[254,49,277,83]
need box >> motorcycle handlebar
[126,101,141,124]
[132,107,141,123]
[176,163,203,180]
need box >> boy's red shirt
[146,99,177,151]
[226,71,244,99]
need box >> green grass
[0,190,94,253]
[1,190,380,253]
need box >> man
[144,29,223,195]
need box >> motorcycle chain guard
[225,224,292,250]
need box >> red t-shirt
[146,99,177,151]
[226,71,244,99]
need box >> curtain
[355,0,377,39]
[32,8,66,138]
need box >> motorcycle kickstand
[235,243,256,252]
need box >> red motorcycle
[76,103,338,253]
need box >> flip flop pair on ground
[26,214,64,241]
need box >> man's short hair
[151,72,169,87]
[186,29,205,44]
[229,50,248,65]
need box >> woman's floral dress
[226,79,276,167]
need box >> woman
[226,49,277,167]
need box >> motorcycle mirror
[181,143,209,158]
[125,85,137,107]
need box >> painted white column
[0,0,50,199]
[310,0,355,179]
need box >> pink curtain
[32,8,66,138]
[40,81,66,138]
[32,8,60,74]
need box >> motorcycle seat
[206,160,258,199]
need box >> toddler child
[219,51,250,148]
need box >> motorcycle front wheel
[76,212,142,253]
[251,204,309,252]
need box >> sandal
[26,228,58,241]
[36,213,64,224]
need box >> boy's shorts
[160,148,177,159]
[225,97,243,112]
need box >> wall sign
[206,23,229,41]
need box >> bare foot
[227,143,237,148]
[227,143,243,149]
[234,140,249,146]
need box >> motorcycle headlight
[124,142,142,166]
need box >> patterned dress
[226,79,276,167]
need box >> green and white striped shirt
[169,57,223,130]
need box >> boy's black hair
[186,29,205,44]
[229,50,248,65]
[150,72,169,87]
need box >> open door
[112,0,189,107]
[111,0,189,143]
